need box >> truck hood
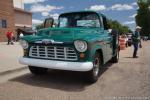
[23,27,103,43]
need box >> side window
[59,18,68,27]
[100,16,104,28]
[102,17,108,30]
[2,20,7,28]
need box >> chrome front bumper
[19,57,93,72]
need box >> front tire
[28,66,48,75]
[85,52,102,83]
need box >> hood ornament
[42,39,54,44]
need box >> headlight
[20,40,28,49]
[74,40,87,52]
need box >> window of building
[2,20,7,28]
[0,20,2,28]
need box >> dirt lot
[0,41,149,100]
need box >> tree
[136,0,150,36]
[108,20,130,35]
[35,24,44,30]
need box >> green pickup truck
[19,11,119,83]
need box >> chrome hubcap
[93,58,100,76]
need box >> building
[0,0,15,42]
[13,0,32,29]
[14,8,32,29]
[13,0,24,9]
[0,0,32,42]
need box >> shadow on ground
[10,62,113,92]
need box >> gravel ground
[0,41,149,100]
[0,42,25,73]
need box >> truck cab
[19,11,119,83]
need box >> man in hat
[132,26,142,58]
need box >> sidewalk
[0,42,27,75]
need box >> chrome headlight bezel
[74,40,87,52]
[19,40,28,49]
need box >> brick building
[14,8,32,28]
[0,0,15,42]
[0,0,32,42]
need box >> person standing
[132,26,142,58]
[6,30,14,45]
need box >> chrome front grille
[29,45,78,61]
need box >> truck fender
[89,45,105,64]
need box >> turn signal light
[80,53,85,58]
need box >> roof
[14,7,32,14]
[59,10,106,17]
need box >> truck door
[102,16,113,61]
[99,16,109,63]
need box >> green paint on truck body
[21,11,118,64]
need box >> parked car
[16,27,36,41]
[127,35,132,46]
[125,36,128,47]
[19,11,119,83]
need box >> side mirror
[44,17,54,28]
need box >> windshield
[58,12,100,28]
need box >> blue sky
[24,0,138,30]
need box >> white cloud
[32,19,43,25]
[30,4,63,13]
[24,0,46,4]
[123,21,135,25]
[41,12,59,19]
[41,12,49,17]
[110,4,134,11]
[49,13,59,20]
[87,3,135,12]
[129,14,137,18]
[131,2,137,6]
[88,5,106,11]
